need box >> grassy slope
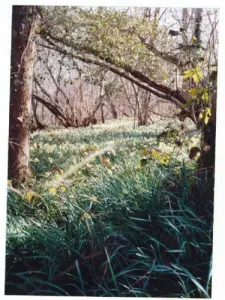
[5,119,213,297]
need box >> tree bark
[100,103,105,124]
[31,97,46,130]
[110,102,118,119]
[8,6,37,181]
[199,90,217,173]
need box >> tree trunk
[8,6,37,181]
[31,98,46,130]
[199,88,217,173]
[139,92,151,126]
[100,103,105,124]
[110,102,118,119]
[194,7,216,173]
[193,8,203,49]
[195,106,216,217]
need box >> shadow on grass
[5,169,213,297]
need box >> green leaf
[188,88,200,96]
[188,87,209,102]
[183,68,195,80]
[192,66,203,83]
[182,99,196,108]
[183,66,203,83]
[199,107,211,125]
[204,108,211,125]
[202,91,209,101]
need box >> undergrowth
[5,119,213,297]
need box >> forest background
[0,0,225,299]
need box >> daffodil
[159,154,170,165]
[90,196,100,202]
[160,157,170,165]
[60,186,67,192]
[48,188,57,195]
[82,212,92,220]
[46,145,53,153]
[24,191,34,202]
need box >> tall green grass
[5,120,213,297]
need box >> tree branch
[37,38,187,109]
[32,93,71,127]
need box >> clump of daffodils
[48,186,67,195]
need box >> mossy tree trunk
[8,6,37,181]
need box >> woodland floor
[5,118,213,297]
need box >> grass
[5,119,213,297]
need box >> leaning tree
[38,6,218,171]
[8,6,218,183]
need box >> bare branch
[38,37,187,108]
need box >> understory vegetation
[6,119,213,297]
